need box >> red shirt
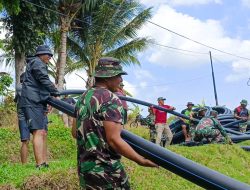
[154,105,171,124]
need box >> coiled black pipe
[47,97,250,190]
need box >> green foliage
[0,74,13,96]
[67,0,152,76]
[128,103,142,120]
[47,114,76,160]
[1,0,58,57]
[0,0,20,14]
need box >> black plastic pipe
[241,146,250,151]
[59,90,197,121]
[122,130,250,190]
[58,90,246,136]
[47,97,250,190]
[230,135,250,142]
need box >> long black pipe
[47,97,250,190]
[58,90,243,135]
[241,146,250,151]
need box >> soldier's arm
[103,121,158,168]
[215,120,228,137]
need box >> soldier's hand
[138,157,158,168]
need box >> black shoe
[36,162,49,169]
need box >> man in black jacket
[20,45,59,168]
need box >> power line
[150,42,208,55]
[103,0,250,61]
[23,0,205,57]
[23,0,250,62]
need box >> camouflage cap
[94,57,127,78]
[240,99,248,105]
[198,107,207,112]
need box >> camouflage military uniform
[75,87,130,190]
[146,114,156,142]
[193,116,229,143]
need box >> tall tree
[1,0,57,87]
[67,0,152,88]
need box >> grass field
[0,114,250,189]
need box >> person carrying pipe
[180,102,195,142]
[72,57,157,190]
[234,99,249,133]
[151,97,175,146]
[19,45,60,169]
[193,110,232,144]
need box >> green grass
[0,115,250,189]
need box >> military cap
[198,107,207,112]
[240,99,248,105]
[94,57,127,78]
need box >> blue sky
[120,0,250,115]
[2,0,250,116]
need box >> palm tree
[67,0,152,88]
[56,0,99,90]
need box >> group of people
[16,52,156,189]
[15,48,249,189]
[146,99,249,146]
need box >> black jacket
[20,57,59,106]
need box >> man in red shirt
[152,97,175,146]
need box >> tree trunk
[15,52,26,88]
[56,17,69,90]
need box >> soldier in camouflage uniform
[72,57,157,190]
[146,108,156,143]
[193,110,232,144]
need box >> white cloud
[123,80,138,96]
[65,70,87,89]
[242,0,250,8]
[137,4,250,74]
[139,0,222,7]
[167,0,222,6]
[225,60,250,82]
[133,69,154,80]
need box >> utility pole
[209,51,219,106]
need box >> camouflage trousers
[149,125,156,143]
[78,161,130,190]
[239,122,248,133]
[193,127,222,143]
[189,125,196,140]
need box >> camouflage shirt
[194,116,228,142]
[75,87,130,190]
